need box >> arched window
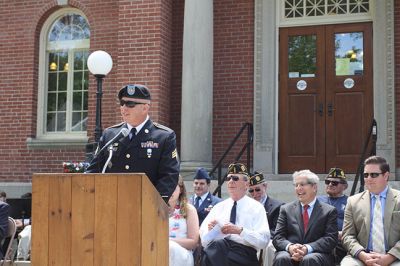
[35,9,90,144]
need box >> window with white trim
[37,9,90,140]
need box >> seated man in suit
[249,172,284,266]
[341,156,400,266]
[0,199,10,259]
[273,169,338,266]
[190,167,222,226]
[249,172,284,237]
[318,167,348,264]
[200,163,270,266]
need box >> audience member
[318,167,348,263]
[190,167,222,226]
[249,171,284,237]
[341,156,400,266]
[273,169,338,266]
[169,176,199,266]
[200,163,270,266]
[0,192,6,203]
[0,199,10,259]
[249,172,284,266]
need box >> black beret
[118,84,151,100]
[227,163,249,177]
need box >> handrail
[211,123,253,197]
[350,119,377,195]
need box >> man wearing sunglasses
[200,163,270,266]
[86,84,179,203]
[273,169,338,266]
[342,156,400,266]
[318,167,348,264]
[248,172,284,238]
[249,172,284,266]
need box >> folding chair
[1,217,17,266]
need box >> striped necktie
[372,195,385,253]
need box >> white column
[180,0,213,173]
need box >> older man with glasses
[199,163,270,266]
[318,167,348,264]
[341,156,400,266]
[86,84,179,203]
[273,169,338,266]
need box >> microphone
[96,128,129,156]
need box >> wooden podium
[31,173,168,266]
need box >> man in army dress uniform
[86,84,180,202]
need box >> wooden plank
[94,174,117,266]
[71,174,95,266]
[141,176,168,266]
[31,174,49,266]
[116,174,142,265]
[48,174,72,266]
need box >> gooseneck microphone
[95,128,129,156]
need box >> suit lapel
[294,201,305,236]
[384,188,395,242]
[198,192,212,210]
[305,200,322,238]
[125,119,153,149]
[361,191,371,241]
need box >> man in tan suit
[341,156,400,266]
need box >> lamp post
[87,50,113,143]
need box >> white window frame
[34,8,89,145]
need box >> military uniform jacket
[264,196,284,237]
[190,192,222,225]
[86,120,180,200]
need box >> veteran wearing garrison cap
[249,172,284,238]
[317,167,348,264]
[86,84,179,202]
[190,167,222,225]
[200,163,269,266]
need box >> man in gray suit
[341,156,400,265]
[273,169,338,266]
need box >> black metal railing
[350,119,377,195]
[211,122,253,197]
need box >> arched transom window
[45,13,90,134]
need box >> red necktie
[303,204,309,231]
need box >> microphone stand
[102,145,115,173]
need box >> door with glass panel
[278,23,373,173]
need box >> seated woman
[169,176,199,266]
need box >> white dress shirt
[200,195,270,250]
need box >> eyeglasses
[225,175,241,182]
[363,172,382,178]
[248,188,261,193]
[120,99,146,108]
[293,182,312,188]
[324,180,345,186]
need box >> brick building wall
[212,1,254,166]
[0,0,176,181]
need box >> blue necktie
[194,196,201,209]
[230,201,237,224]
[129,128,136,141]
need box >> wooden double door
[279,23,373,174]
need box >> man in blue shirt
[318,167,348,263]
[342,156,400,265]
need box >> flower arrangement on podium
[62,162,90,173]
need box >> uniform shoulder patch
[107,122,125,129]
[153,122,173,132]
